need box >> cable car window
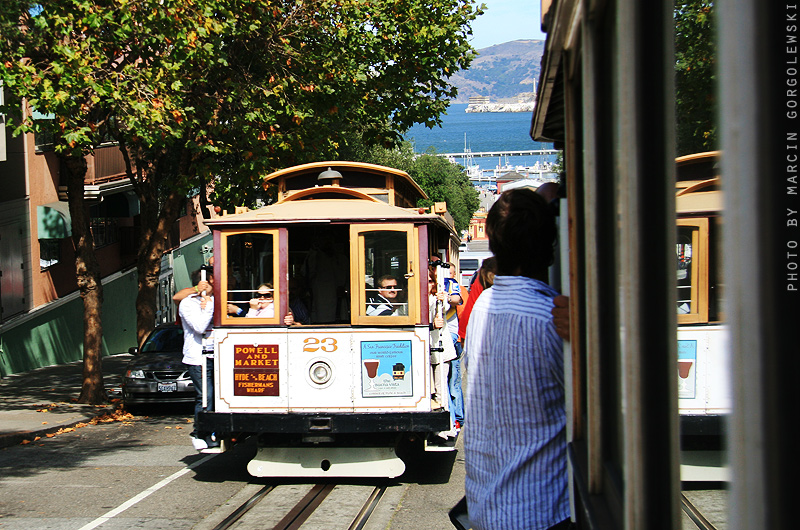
[676,219,709,324]
[301,227,349,324]
[365,232,408,316]
[351,224,418,325]
[220,231,280,325]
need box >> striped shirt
[464,276,569,530]
[366,293,395,316]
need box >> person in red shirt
[457,257,497,344]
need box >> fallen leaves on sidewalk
[20,407,137,445]
[35,403,62,413]
[84,408,136,425]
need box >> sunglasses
[258,293,273,299]
[381,285,399,290]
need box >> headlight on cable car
[309,361,332,385]
[126,369,146,379]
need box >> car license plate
[157,382,177,392]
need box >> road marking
[77,453,217,530]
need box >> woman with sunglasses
[246,283,295,325]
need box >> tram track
[211,482,389,530]
[347,484,387,530]
[211,485,275,530]
[681,492,719,530]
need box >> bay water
[403,103,556,171]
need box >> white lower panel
[247,446,405,478]
[680,450,729,482]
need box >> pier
[436,149,560,159]
[418,148,562,186]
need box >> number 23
[303,337,338,352]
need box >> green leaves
[675,0,717,155]
[410,153,479,233]
[1,0,483,199]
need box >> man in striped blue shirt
[464,188,570,530]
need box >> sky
[468,0,547,50]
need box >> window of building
[31,110,56,153]
[90,217,119,248]
[39,238,62,270]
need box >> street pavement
[0,353,131,448]
[463,239,489,253]
[0,354,468,530]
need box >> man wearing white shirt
[180,266,218,451]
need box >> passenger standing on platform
[180,266,220,452]
[173,256,215,307]
[430,255,463,432]
[464,189,570,530]
[428,267,457,440]
[173,256,244,317]
[443,263,465,431]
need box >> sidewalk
[0,354,132,448]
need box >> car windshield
[140,328,184,353]
[460,259,479,270]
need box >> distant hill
[449,39,545,103]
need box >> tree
[335,129,417,173]
[336,134,479,233]
[675,0,717,156]
[110,0,485,343]
[408,152,479,233]
[0,1,123,403]
[3,0,485,347]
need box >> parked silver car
[122,324,194,407]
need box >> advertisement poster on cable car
[232,344,280,396]
[678,340,697,399]
[360,340,413,397]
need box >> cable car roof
[262,161,428,206]
[204,195,453,231]
[675,152,722,214]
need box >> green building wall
[0,269,138,377]
[0,233,211,377]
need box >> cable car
[196,162,461,478]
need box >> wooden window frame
[218,228,284,326]
[350,224,420,325]
[677,218,710,324]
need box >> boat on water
[469,162,559,184]
[448,136,560,185]
[456,134,484,180]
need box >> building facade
[0,94,210,376]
